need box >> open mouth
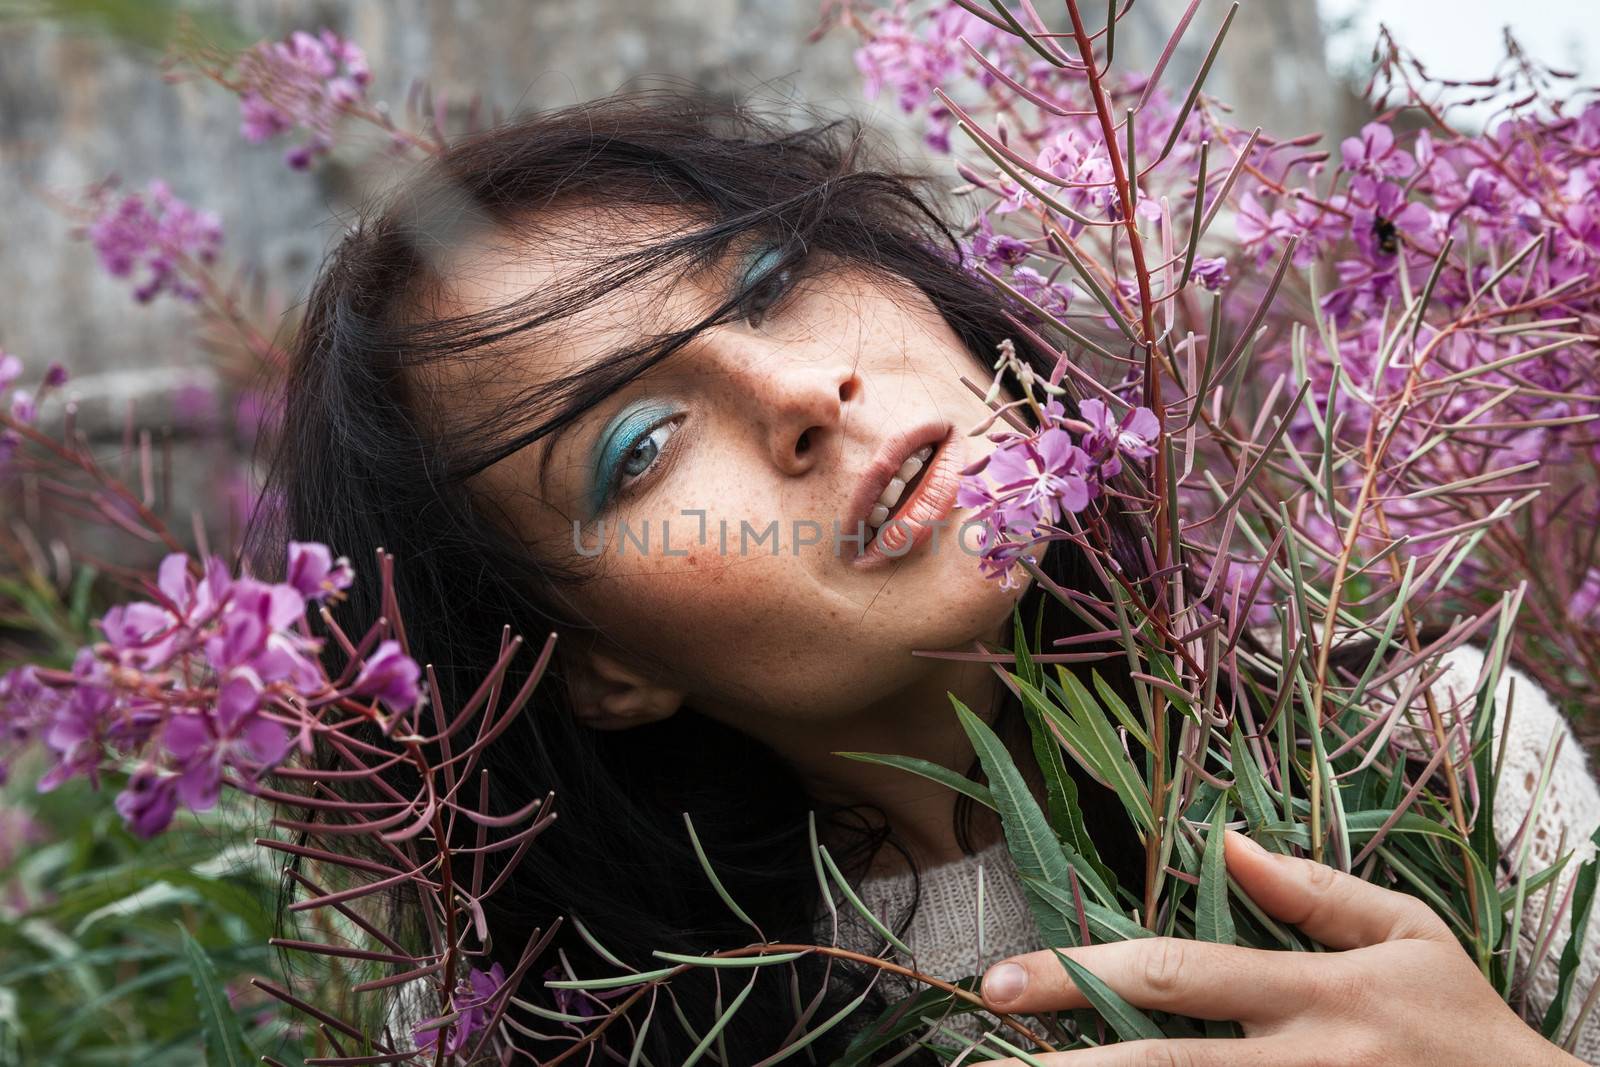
[848,427,963,567]
[865,442,936,539]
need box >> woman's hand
[978,831,1581,1066]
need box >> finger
[983,1036,1297,1067]
[981,938,1319,1021]
[1223,831,1451,948]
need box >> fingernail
[1228,830,1269,857]
[983,961,1028,1004]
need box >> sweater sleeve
[1439,645,1600,1063]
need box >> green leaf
[1050,950,1165,1041]
[1015,601,1044,691]
[1343,809,1466,847]
[1092,670,1150,751]
[757,985,873,1065]
[72,881,200,937]
[1015,685,1118,891]
[1464,848,1504,962]
[1053,669,1156,831]
[1196,804,1236,944]
[1013,605,1113,885]
[682,813,759,932]
[834,752,995,811]
[1542,827,1600,1038]
[1020,875,1151,943]
[651,951,806,968]
[1500,856,1568,910]
[952,696,1079,948]
[176,925,252,1067]
[1228,728,1277,839]
[833,976,983,1065]
[817,845,913,955]
[546,967,677,989]
[682,971,758,1067]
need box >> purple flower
[8,390,35,425]
[285,541,354,602]
[236,29,371,169]
[1340,121,1415,199]
[854,2,996,116]
[86,181,222,303]
[1235,191,1277,247]
[964,219,1031,274]
[1008,266,1073,319]
[1078,399,1159,478]
[36,652,115,793]
[415,963,506,1055]
[350,640,422,712]
[1190,256,1230,292]
[1569,568,1600,625]
[0,666,62,785]
[114,765,181,838]
[1352,182,1434,260]
[1032,128,1116,217]
[163,670,290,811]
[99,599,181,671]
[202,577,303,671]
[0,352,20,391]
[1274,196,1350,268]
[968,427,1094,535]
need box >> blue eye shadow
[740,243,784,290]
[587,400,677,518]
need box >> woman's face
[436,205,1026,727]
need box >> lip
[844,421,964,569]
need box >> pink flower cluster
[854,0,1001,151]
[236,29,371,169]
[1237,95,1600,578]
[85,181,222,303]
[851,6,1600,671]
[958,398,1158,585]
[0,543,423,839]
[854,2,1210,322]
[1237,106,1600,329]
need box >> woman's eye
[736,245,796,327]
[615,420,678,492]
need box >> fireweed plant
[1,2,1599,1063]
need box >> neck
[753,641,1010,878]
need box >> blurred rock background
[0,0,1351,540]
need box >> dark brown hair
[264,89,1147,1063]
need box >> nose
[747,357,862,475]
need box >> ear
[566,645,685,732]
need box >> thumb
[1223,831,1451,949]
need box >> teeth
[866,442,941,537]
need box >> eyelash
[735,251,800,328]
[600,415,684,509]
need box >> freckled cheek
[587,557,810,668]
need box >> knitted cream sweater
[830,647,1600,1063]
